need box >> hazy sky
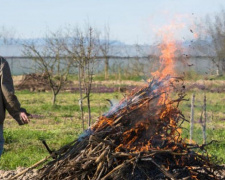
[0,0,224,44]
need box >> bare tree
[0,26,18,45]
[201,9,225,75]
[64,26,100,128]
[129,44,148,78]
[100,25,111,80]
[83,27,100,126]
[23,31,71,105]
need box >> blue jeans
[0,124,4,157]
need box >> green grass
[181,122,225,163]
[55,71,225,82]
[178,91,225,163]
[0,91,122,169]
[207,74,225,80]
[182,70,206,81]
[67,73,145,82]
[0,127,81,169]
[93,74,144,81]
[0,81,225,169]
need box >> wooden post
[202,93,207,144]
[190,93,195,143]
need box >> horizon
[0,0,225,45]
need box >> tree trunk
[52,92,56,105]
[78,64,84,131]
[118,66,121,82]
[87,95,91,127]
[104,58,109,80]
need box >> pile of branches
[33,76,223,180]
[16,73,50,91]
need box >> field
[0,78,225,170]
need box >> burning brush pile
[32,76,223,180]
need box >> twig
[136,164,151,180]
[101,158,135,180]
[141,157,177,180]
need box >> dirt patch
[0,167,37,180]
[1,166,224,179]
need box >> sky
[0,0,225,45]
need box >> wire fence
[5,56,219,76]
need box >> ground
[0,74,224,178]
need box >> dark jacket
[0,57,24,125]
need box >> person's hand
[20,112,30,124]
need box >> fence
[4,56,219,76]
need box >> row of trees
[192,9,225,75]
[205,10,225,75]
[1,25,149,129]
[22,26,113,128]
[0,26,18,45]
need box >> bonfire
[11,34,224,180]
[27,75,221,180]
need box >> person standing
[0,56,30,157]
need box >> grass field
[0,80,225,170]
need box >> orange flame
[151,34,177,79]
[91,27,184,153]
